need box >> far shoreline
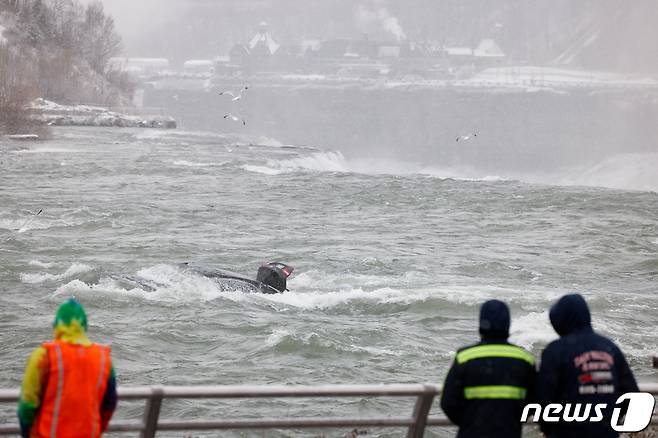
[30,98,177,131]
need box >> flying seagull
[2,209,43,242]
[224,113,246,126]
[218,86,249,102]
[456,133,477,142]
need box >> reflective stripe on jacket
[32,341,111,438]
[456,344,535,365]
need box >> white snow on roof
[473,39,505,58]
[249,32,280,54]
[183,59,213,67]
[109,57,170,68]
[445,47,473,56]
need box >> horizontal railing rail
[0,383,656,437]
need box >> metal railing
[0,383,656,437]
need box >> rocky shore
[30,99,176,129]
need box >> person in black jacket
[441,299,536,437]
[537,293,638,438]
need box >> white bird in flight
[456,133,477,142]
[218,86,249,102]
[224,113,246,126]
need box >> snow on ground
[30,99,176,129]
[469,66,658,88]
[210,66,658,93]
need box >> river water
[1,127,657,436]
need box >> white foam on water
[510,297,658,357]
[509,311,555,349]
[241,165,283,175]
[241,146,657,192]
[132,264,230,301]
[243,151,348,175]
[255,136,283,147]
[45,268,655,362]
[44,262,557,312]
[21,263,93,284]
[265,328,292,347]
[276,151,349,173]
[53,264,250,303]
[28,260,55,268]
[263,327,403,356]
[349,344,404,356]
[256,287,414,310]
[11,147,85,154]
[0,216,97,233]
[171,160,230,168]
[238,282,566,312]
[290,269,565,306]
[291,270,400,291]
[54,278,146,301]
[11,214,59,233]
[240,151,512,183]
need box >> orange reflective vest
[32,341,111,438]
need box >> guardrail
[0,383,656,437]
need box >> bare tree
[0,43,39,134]
[80,0,121,74]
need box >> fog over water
[100,0,658,191]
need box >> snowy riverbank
[30,99,176,129]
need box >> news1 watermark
[521,392,656,432]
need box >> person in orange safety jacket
[17,299,117,438]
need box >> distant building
[300,40,322,56]
[183,59,214,75]
[473,39,505,59]
[443,47,475,78]
[213,55,240,77]
[249,21,279,57]
[473,39,505,69]
[108,57,170,77]
[377,45,401,58]
[444,47,473,58]
[309,38,386,60]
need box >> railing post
[407,385,436,438]
[141,386,164,438]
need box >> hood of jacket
[479,299,510,341]
[52,299,91,346]
[549,293,592,337]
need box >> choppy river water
[1,127,656,436]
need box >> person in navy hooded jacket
[441,299,536,437]
[537,293,638,438]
